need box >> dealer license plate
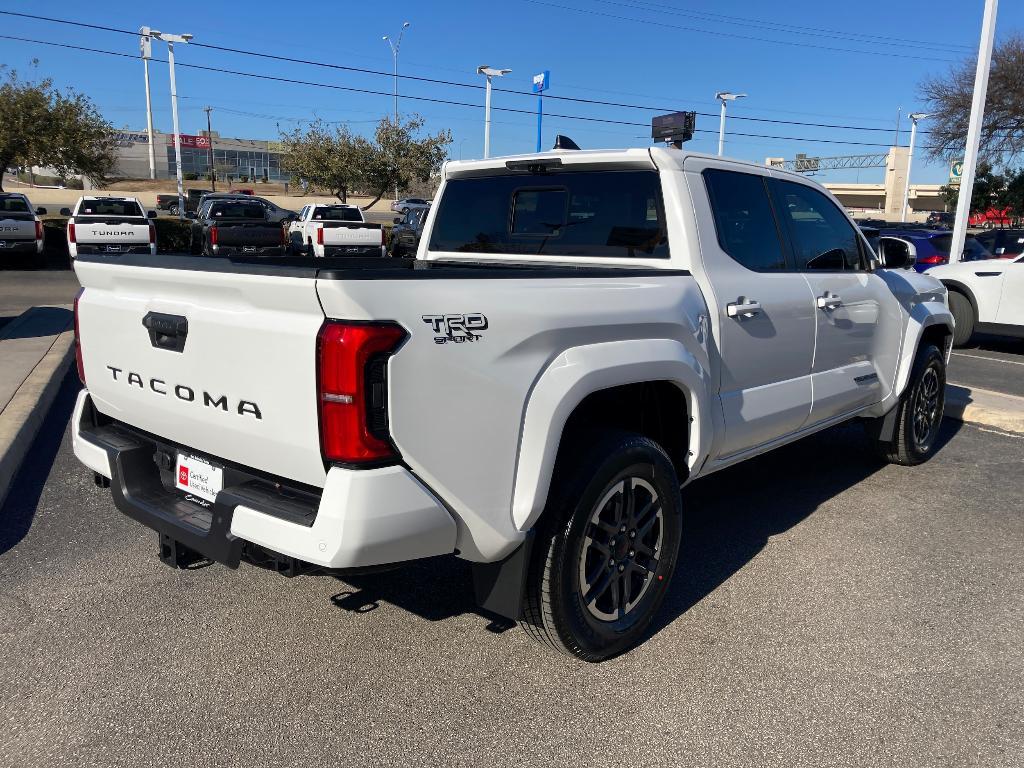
[175,453,224,503]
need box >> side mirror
[147,210,157,219]
[36,207,47,215]
[879,236,917,270]
[60,207,72,217]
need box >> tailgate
[75,218,150,244]
[322,222,382,245]
[215,223,281,246]
[74,258,328,487]
[0,215,36,241]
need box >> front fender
[894,298,954,399]
[510,338,712,532]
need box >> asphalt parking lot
[1,371,1021,767]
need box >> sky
[1,0,1021,186]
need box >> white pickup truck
[63,196,156,259]
[286,203,385,257]
[71,147,953,661]
[0,192,46,262]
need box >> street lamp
[139,27,156,180]
[715,91,746,157]
[382,22,410,201]
[151,30,193,219]
[901,112,930,223]
[477,65,511,159]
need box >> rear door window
[428,170,668,258]
[702,169,787,271]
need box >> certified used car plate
[0,241,7,248]
[175,453,224,503]
[106,244,121,252]
[242,245,256,253]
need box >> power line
[0,9,943,136]
[519,0,961,64]
[589,0,974,53]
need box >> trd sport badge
[421,313,488,344]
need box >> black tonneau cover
[74,253,691,279]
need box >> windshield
[77,199,143,217]
[312,206,362,222]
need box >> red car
[969,207,1013,228]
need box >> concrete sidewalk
[946,384,1024,435]
[0,306,76,507]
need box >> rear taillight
[149,222,156,244]
[73,288,85,384]
[918,254,946,265]
[67,221,76,243]
[317,227,324,246]
[317,321,406,465]
[35,220,43,241]
[209,226,218,245]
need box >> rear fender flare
[510,338,712,532]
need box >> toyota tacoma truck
[187,198,286,257]
[64,196,156,259]
[0,192,46,263]
[287,203,385,257]
[71,147,953,661]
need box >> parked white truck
[287,203,385,257]
[71,147,953,660]
[63,196,156,259]
[0,192,47,262]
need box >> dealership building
[111,129,288,182]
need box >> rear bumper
[72,389,456,569]
[322,244,386,258]
[73,244,155,256]
[211,245,285,257]
[0,239,42,255]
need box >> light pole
[204,105,216,192]
[477,65,511,159]
[715,91,746,157]
[383,22,410,202]
[901,112,930,223]
[151,30,193,219]
[951,0,999,262]
[139,27,156,180]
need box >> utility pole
[477,66,511,159]
[151,30,194,219]
[951,0,998,263]
[139,27,156,180]
[715,92,746,157]
[204,105,216,191]
[383,22,410,202]
[901,112,930,222]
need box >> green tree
[279,119,369,202]
[920,34,1024,162]
[0,66,115,190]
[997,168,1024,222]
[939,162,1004,212]
[358,115,451,209]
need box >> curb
[0,330,75,508]
[945,383,1024,435]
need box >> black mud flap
[471,530,535,623]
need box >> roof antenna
[552,135,580,150]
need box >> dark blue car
[880,228,992,271]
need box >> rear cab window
[209,202,266,219]
[77,199,143,217]
[312,206,363,222]
[0,196,30,214]
[428,170,669,259]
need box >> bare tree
[920,34,1024,163]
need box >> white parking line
[951,352,1024,367]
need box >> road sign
[532,71,550,93]
[950,160,964,184]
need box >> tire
[947,290,975,347]
[868,343,946,466]
[168,204,179,216]
[522,431,682,662]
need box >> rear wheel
[868,343,946,466]
[522,432,682,662]
[168,204,179,216]
[948,290,975,347]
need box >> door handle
[816,292,843,311]
[726,298,762,319]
